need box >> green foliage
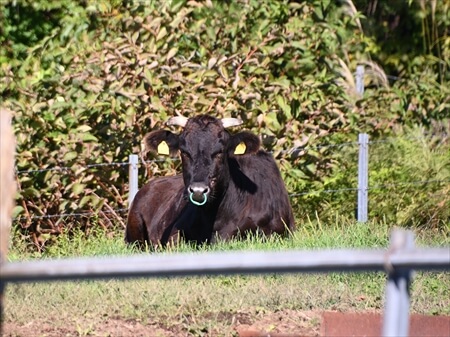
[368,127,450,228]
[353,0,450,83]
[1,0,449,248]
[292,125,450,228]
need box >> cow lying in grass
[126,115,294,247]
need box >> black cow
[126,115,294,247]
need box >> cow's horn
[221,118,243,128]
[167,116,188,127]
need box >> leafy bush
[368,126,450,228]
[2,0,448,248]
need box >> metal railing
[1,228,449,336]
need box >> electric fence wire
[13,133,449,222]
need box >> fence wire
[13,177,449,222]
[14,208,129,222]
[16,131,449,176]
[12,133,448,222]
[370,179,450,190]
[16,161,130,175]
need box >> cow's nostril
[189,183,209,195]
[188,183,210,206]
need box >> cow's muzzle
[188,183,210,206]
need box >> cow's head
[144,115,260,206]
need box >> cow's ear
[228,132,260,156]
[143,130,179,156]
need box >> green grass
[4,218,449,333]
[7,217,399,260]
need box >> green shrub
[1,0,448,248]
[368,126,450,228]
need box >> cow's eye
[180,150,191,160]
[211,151,223,159]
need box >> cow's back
[213,150,294,240]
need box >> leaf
[76,125,92,132]
[265,112,281,130]
[71,183,85,196]
[208,57,217,69]
[79,195,91,208]
[271,77,291,90]
[12,206,25,218]
[81,133,98,142]
[63,151,78,162]
[148,61,159,69]
[132,31,139,44]
[276,95,292,118]
[156,27,167,41]
[166,47,178,61]
[22,187,39,198]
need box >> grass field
[3,218,450,336]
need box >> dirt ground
[3,310,449,337]
[3,309,320,337]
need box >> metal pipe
[357,133,369,222]
[1,247,448,284]
[356,65,365,95]
[128,154,139,206]
[382,230,415,337]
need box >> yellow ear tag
[234,142,246,155]
[157,141,170,155]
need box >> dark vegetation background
[1,0,448,250]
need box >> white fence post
[357,133,369,222]
[356,65,365,95]
[128,154,139,207]
[382,229,414,337]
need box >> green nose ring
[189,192,208,206]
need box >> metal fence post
[382,229,415,337]
[357,133,369,222]
[356,65,365,95]
[128,154,139,206]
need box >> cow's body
[126,115,294,247]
